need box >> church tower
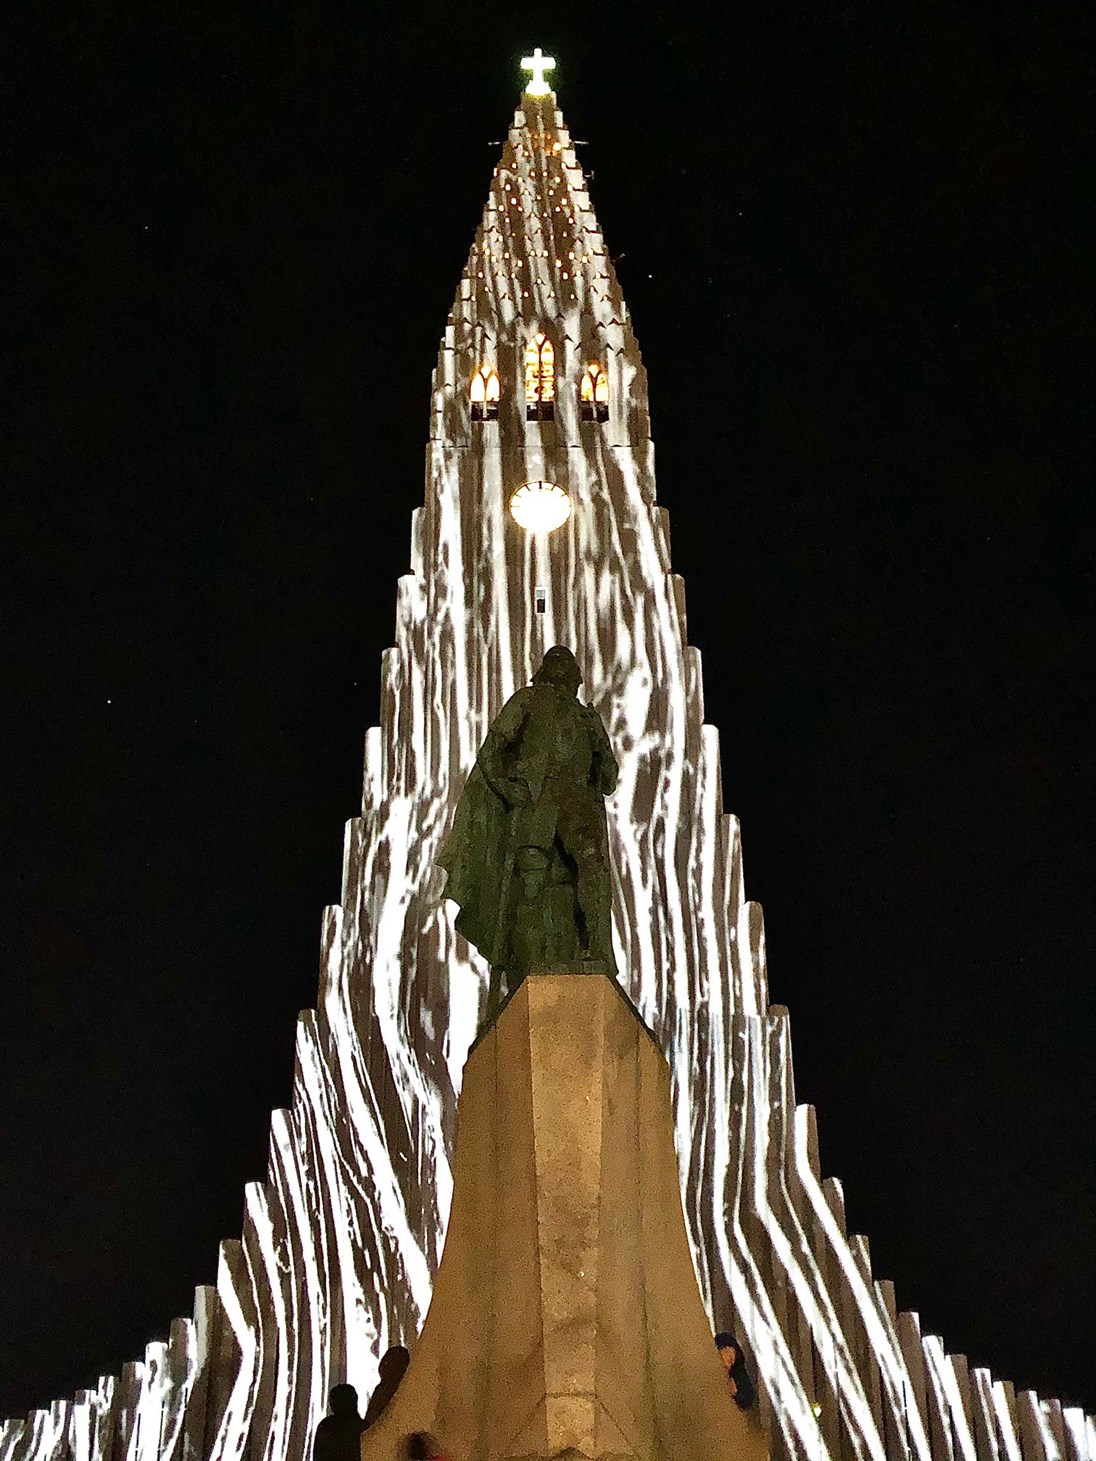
[2,55,1092,1461]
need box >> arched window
[470,366,500,422]
[524,333,555,420]
[580,362,609,423]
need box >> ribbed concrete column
[360,974,769,1461]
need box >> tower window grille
[525,333,556,421]
[580,363,609,422]
[470,366,500,422]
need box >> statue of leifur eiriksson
[438,646,618,1016]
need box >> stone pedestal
[360,974,769,1461]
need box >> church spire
[456,85,627,335]
[435,64,646,450]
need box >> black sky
[2,0,1093,1421]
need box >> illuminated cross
[521,47,555,97]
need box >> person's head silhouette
[327,1384,359,1418]
[377,1346,410,1383]
[364,1346,412,1428]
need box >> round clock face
[509,480,572,534]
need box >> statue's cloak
[437,762,512,969]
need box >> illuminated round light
[509,481,571,533]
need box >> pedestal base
[360,974,768,1461]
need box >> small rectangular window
[471,367,500,424]
[581,363,609,422]
[525,333,555,405]
[535,586,547,614]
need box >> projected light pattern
[3,89,1093,1461]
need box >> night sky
[3,1,1093,1422]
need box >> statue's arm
[588,705,619,795]
[478,689,531,806]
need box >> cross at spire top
[520,47,555,96]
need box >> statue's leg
[485,963,506,1023]
[540,842,579,966]
[572,842,611,966]
[511,846,551,975]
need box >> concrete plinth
[360,974,768,1461]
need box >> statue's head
[533,645,582,695]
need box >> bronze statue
[438,647,618,1015]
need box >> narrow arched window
[524,333,555,421]
[580,362,609,423]
[470,366,500,422]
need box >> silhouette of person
[312,1384,364,1461]
[714,1330,756,1410]
[364,1346,411,1428]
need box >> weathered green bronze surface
[438,647,618,1015]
